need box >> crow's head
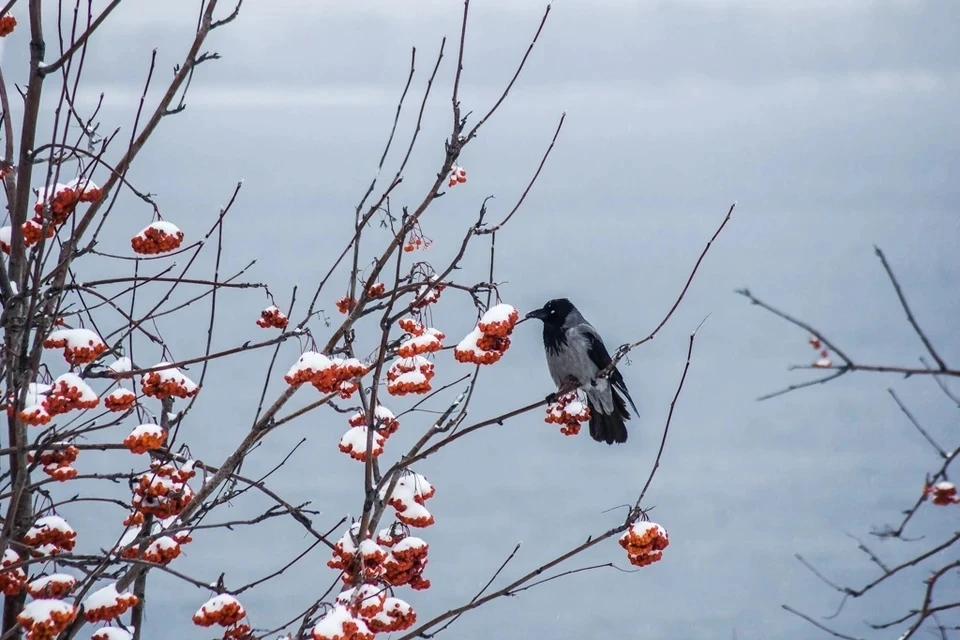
[525,298,576,326]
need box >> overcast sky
[3,1,959,638]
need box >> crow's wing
[581,324,639,415]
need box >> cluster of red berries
[447,165,467,187]
[0,15,16,37]
[336,296,358,314]
[0,550,26,596]
[17,599,77,640]
[397,320,445,358]
[925,481,959,506]
[132,462,195,519]
[123,424,167,454]
[141,365,200,399]
[23,180,102,248]
[43,328,108,365]
[311,605,375,640]
[193,594,247,628]
[403,228,433,253]
[454,303,519,365]
[23,516,77,556]
[256,305,289,329]
[26,575,76,599]
[328,523,431,591]
[386,356,435,396]
[544,392,591,436]
[30,444,80,482]
[131,221,184,255]
[384,472,436,529]
[618,521,669,568]
[332,585,417,636]
[44,374,99,416]
[367,282,386,297]
[103,388,136,412]
[83,583,140,622]
[284,352,369,397]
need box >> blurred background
[2,1,958,637]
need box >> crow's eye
[549,309,555,315]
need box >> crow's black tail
[587,388,630,445]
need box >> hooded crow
[525,298,638,445]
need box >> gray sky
[3,0,959,638]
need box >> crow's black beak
[524,308,548,322]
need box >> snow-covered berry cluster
[43,328,108,366]
[256,305,289,329]
[339,405,401,463]
[386,356,434,396]
[447,164,467,188]
[618,521,669,568]
[808,335,832,369]
[382,471,435,529]
[926,481,959,506]
[16,598,77,639]
[23,516,77,557]
[328,522,431,591]
[131,221,184,255]
[26,574,76,600]
[103,388,137,412]
[140,363,199,399]
[0,550,27,596]
[284,352,369,398]
[83,583,139,622]
[454,303,519,365]
[29,444,80,481]
[397,321,444,358]
[544,392,591,436]
[123,424,167,454]
[131,461,195,519]
[192,594,247,629]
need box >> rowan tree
[0,2,732,638]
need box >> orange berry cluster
[104,388,136,412]
[926,481,959,506]
[21,219,55,247]
[403,231,433,253]
[44,374,99,415]
[338,426,384,462]
[382,534,431,590]
[447,165,467,187]
[808,336,832,369]
[618,522,669,568]
[121,534,183,565]
[336,296,358,314]
[83,584,139,622]
[0,550,27,596]
[348,405,400,437]
[544,392,591,436]
[398,318,422,335]
[17,599,77,640]
[367,282,386,297]
[30,444,80,481]
[0,15,16,37]
[384,472,435,529]
[123,424,167,454]
[311,605,375,640]
[131,221,184,255]
[26,575,76,599]
[193,594,246,628]
[412,280,443,309]
[366,597,417,634]
[284,352,369,397]
[123,511,144,527]
[454,303,519,365]
[256,305,289,329]
[24,516,77,556]
[141,366,199,399]
[132,463,195,518]
[335,586,417,635]
[397,328,445,358]
[386,356,434,396]
[43,328,108,365]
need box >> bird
[524,298,638,445]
